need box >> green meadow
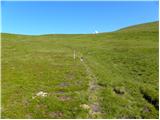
[1,21,159,118]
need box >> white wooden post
[74,50,76,60]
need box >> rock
[80,104,90,110]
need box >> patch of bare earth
[49,111,63,118]
[57,96,71,101]
[90,103,101,112]
[81,57,102,118]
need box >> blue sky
[1,1,159,35]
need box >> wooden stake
[74,50,76,60]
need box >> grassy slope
[1,21,159,118]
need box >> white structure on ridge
[95,30,99,34]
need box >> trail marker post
[74,50,76,60]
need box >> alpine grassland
[1,21,159,118]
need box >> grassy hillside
[118,21,158,32]
[1,21,159,118]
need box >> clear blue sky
[1,1,159,35]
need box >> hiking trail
[78,53,102,118]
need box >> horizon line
[1,20,158,36]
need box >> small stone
[80,104,90,110]
[36,91,48,97]
[32,91,48,99]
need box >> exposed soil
[49,111,63,118]
[57,96,71,101]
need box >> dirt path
[80,56,102,118]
